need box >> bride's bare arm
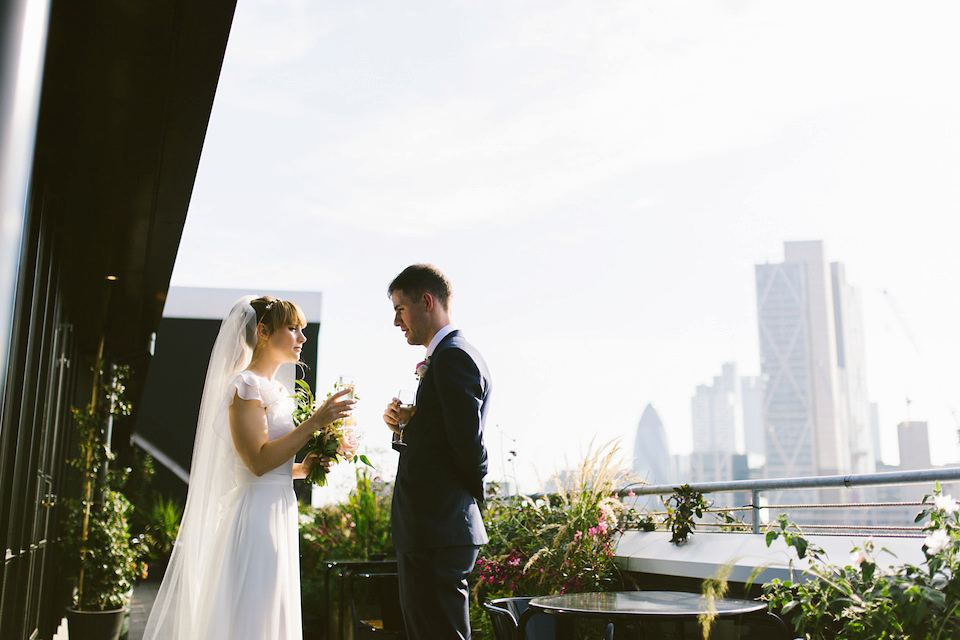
[230,389,353,477]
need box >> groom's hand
[382,398,402,435]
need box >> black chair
[483,597,554,640]
[348,571,406,639]
[483,598,525,640]
[324,559,398,640]
[736,610,796,640]
[486,596,621,640]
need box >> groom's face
[392,290,428,346]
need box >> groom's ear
[422,292,436,312]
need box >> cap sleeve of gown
[231,369,283,408]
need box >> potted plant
[139,493,183,577]
[60,361,147,640]
[125,450,183,579]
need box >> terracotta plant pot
[65,606,127,640]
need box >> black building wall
[0,1,237,637]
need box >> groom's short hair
[389,264,452,311]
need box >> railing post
[752,490,761,534]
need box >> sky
[169,0,960,495]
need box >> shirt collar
[425,324,456,358]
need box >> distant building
[741,376,765,459]
[833,262,876,474]
[632,404,673,486]
[870,402,883,469]
[898,421,932,470]
[692,363,741,457]
[690,363,762,507]
[754,241,873,510]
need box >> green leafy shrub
[141,494,183,570]
[760,484,960,639]
[470,441,635,636]
[664,484,707,544]
[298,468,394,635]
[61,363,148,611]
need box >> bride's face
[262,323,306,363]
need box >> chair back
[483,597,555,640]
[348,571,406,639]
[482,600,520,640]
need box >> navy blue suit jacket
[391,330,490,552]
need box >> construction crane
[882,288,960,447]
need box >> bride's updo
[247,296,308,348]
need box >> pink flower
[415,360,429,378]
[338,429,359,461]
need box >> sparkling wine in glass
[396,389,416,446]
[339,375,356,425]
[338,375,356,400]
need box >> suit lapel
[417,330,459,402]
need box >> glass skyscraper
[755,241,873,508]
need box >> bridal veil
[142,295,257,639]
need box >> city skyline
[170,0,960,493]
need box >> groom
[382,264,491,640]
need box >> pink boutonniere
[415,357,431,379]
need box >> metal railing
[620,467,960,535]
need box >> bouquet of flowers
[293,379,372,486]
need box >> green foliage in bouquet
[758,484,960,640]
[292,379,372,485]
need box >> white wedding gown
[195,369,303,640]
[143,297,304,640]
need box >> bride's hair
[248,296,308,347]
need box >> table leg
[517,608,535,640]
[555,617,575,640]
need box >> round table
[519,590,786,639]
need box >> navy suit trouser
[397,545,480,640]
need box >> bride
[142,295,354,640]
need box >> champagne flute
[396,389,416,446]
[338,375,356,400]
[339,375,356,425]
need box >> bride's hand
[296,453,335,479]
[308,388,355,429]
[303,453,335,473]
